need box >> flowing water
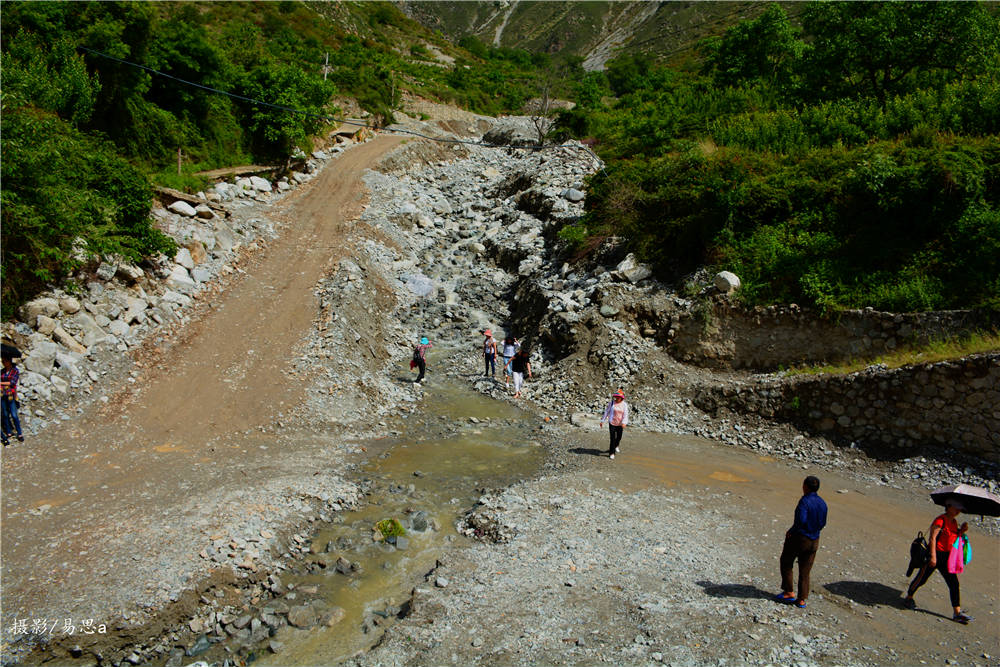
[255,377,546,665]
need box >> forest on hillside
[557,2,1000,313]
[0,1,555,317]
[2,1,998,318]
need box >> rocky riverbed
[2,109,997,667]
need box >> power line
[77,46,603,165]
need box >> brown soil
[0,136,403,634]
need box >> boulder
[123,296,148,324]
[714,271,741,293]
[174,248,195,270]
[21,371,51,400]
[250,176,272,192]
[20,297,60,322]
[167,265,196,292]
[168,200,198,217]
[277,181,291,192]
[194,205,215,220]
[214,225,236,252]
[483,119,538,147]
[35,315,57,336]
[191,267,212,283]
[55,351,84,378]
[116,263,145,283]
[96,262,118,281]
[286,605,317,629]
[561,188,585,202]
[235,177,252,191]
[50,375,69,393]
[53,327,88,354]
[599,305,619,318]
[160,290,192,307]
[24,341,59,376]
[58,297,81,315]
[69,312,107,348]
[615,254,652,284]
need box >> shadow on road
[569,447,607,458]
[824,581,904,607]
[695,580,773,600]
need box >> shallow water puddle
[255,379,544,665]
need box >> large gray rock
[35,315,57,336]
[55,351,84,378]
[53,327,87,354]
[483,119,539,147]
[20,371,51,400]
[194,204,215,220]
[123,296,148,324]
[50,375,69,393]
[21,297,60,322]
[58,297,81,315]
[714,271,741,293]
[561,188,585,202]
[168,200,197,217]
[161,290,192,307]
[24,341,59,376]
[214,225,236,252]
[116,263,145,283]
[250,176,272,192]
[167,266,196,292]
[70,313,107,347]
[615,254,652,284]
[96,262,118,281]
[191,267,212,283]
[174,248,195,270]
[109,320,131,338]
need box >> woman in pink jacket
[599,389,629,460]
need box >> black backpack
[412,347,422,363]
[906,531,930,576]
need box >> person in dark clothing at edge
[775,476,828,608]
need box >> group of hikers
[407,328,981,625]
[409,329,532,398]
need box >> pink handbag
[947,537,965,574]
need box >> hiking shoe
[16,435,23,442]
[953,612,973,624]
[609,454,615,460]
[902,598,916,610]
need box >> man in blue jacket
[775,475,828,608]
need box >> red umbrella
[930,484,1000,518]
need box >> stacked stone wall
[694,353,1000,462]
[670,301,997,370]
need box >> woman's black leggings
[907,549,960,608]
[608,425,623,454]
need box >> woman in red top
[903,498,972,623]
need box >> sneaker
[902,598,916,610]
[614,447,620,454]
[953,612,973,624]
[16,435,23,442]
[609,454,615,460]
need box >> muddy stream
[251,377,545,665]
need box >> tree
[802,1,1000,106]
[700,4,804,93]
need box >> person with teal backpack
[903,498,973,624]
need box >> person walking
[599,389,629,460]
[902,498,973,623]
[411,337,432,384]
[775,476,828,608]
[481,330,498,378]
[504,348,531,398]
[500,336,520,388]
[1,354,25,446]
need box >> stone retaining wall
[693,352,1000,462]
[670,300,997,370]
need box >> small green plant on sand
[375,518,406,540]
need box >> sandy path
[0,136,403,626]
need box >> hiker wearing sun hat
[481,329,498,378]
[599,389,629,459]
[411,336,433,384]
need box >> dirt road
[0,136,403,629]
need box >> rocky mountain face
[397,0,782,69]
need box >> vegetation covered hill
[555,2,1000,313]
[1,1,559,317]
[399,1,792,70]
